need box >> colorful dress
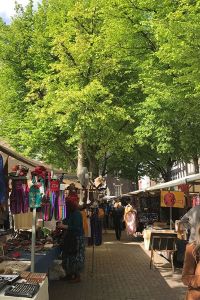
[124,206,137,236]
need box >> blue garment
[63,210,83,237]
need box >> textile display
[10,180,29,214]
[9,166,69,220]
[29,185,42,209]
[124,205,137,236]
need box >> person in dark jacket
[112,200,124,241]
[58,200,85,283]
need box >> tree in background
[1,0,200,182]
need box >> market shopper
[58,200,85,283]
[112,200,124,240]
[182,224,200,299]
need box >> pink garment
[125,211,137,235]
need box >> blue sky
[0,0,41,24]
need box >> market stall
[0,143,69,299]
[0,274,48,300]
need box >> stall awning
[129,189,145,195]
[0,142,52,170]
[130,173,200,193]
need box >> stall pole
[170,206,173,230]
[31,207,37,272]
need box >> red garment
[66,198,78,212]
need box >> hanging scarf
[21,183,29,213]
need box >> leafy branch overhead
[0,0,200,180]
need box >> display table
[143,229,177,250]
[16,246,61,273]
[0,277,48,300]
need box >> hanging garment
[81,209,88,237]
[21,184,29,213]
[124,207,137,236]
[87,215,91,238]
[50,180,60,192]
[29,184,42,208]
[10,180,28,214]
[41,193,52,221]
[58,191,66,220]
[90,208,102,246]
[0,155,6,203]
[52,191,60,220]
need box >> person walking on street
[112,200,124,241]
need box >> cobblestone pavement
[49,231,187,300]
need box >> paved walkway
[49,231,187,300]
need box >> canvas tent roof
[128,173,200,195]
[146,173,200,192]
[0,141,61,172]
[0,140,76,178]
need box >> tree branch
[60,42,77,66]
[74,17,91,35]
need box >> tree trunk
[161,157,174,182]
[193,155,199,173]
[134,163,139,190]
[89,156,99,178]
[77,142,84,177]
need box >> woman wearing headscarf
[182,224,200,299]
[58,199,85,283]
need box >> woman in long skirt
[58,199,85,283]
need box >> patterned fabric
[124,211,137,236]
[62,235,85,275]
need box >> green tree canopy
[1,0,200,181]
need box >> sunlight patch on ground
[103,241,115,244]
[122,242,138,245]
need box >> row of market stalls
[125,172,200,228]
[122,173,200,271]
[0,141,80,300]
[0,142,107,260]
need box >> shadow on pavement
[49,231,186,300]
